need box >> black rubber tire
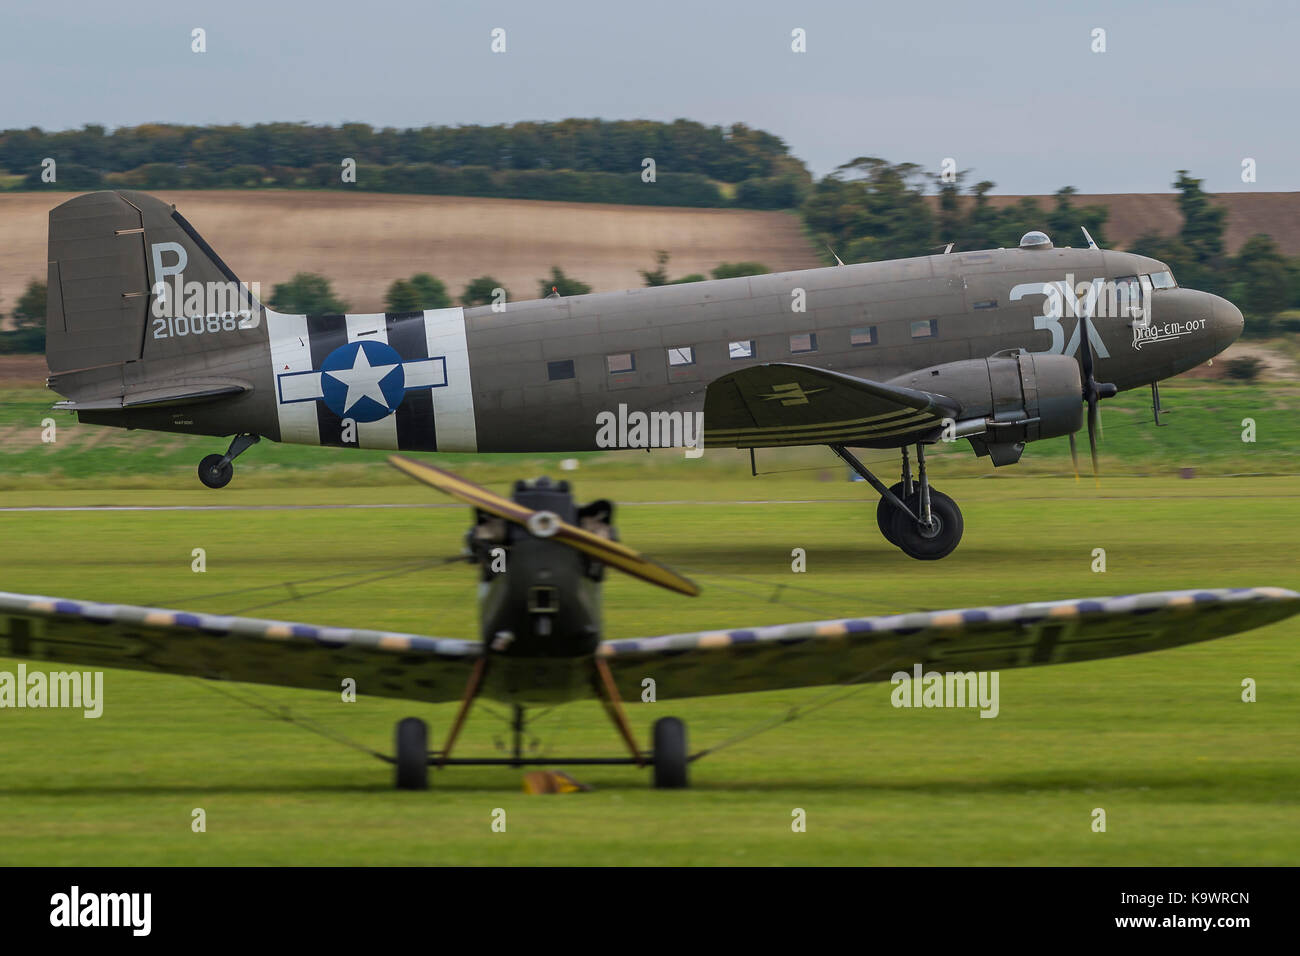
[887,489,964,560]
[652,717,689,789]
[198,454,234,489]
[875,481,908,546]
[394,717,429,790]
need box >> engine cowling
[887,349,1082,465]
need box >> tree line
[801,159,1300,335]
[0,120,811,210]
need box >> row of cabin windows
[546,320,940,381]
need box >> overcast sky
[2,0,1294,194]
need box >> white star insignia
[324,347,400,415]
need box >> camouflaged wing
[597,588,1300,700]
[0,591,482,703]
[702,361,960,448]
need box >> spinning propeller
[1068,275,1118,483]
[388,455,700,597]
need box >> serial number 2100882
[152,311,259,339]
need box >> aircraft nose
[1214,295,1245,348]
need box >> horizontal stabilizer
[52,383,248,411]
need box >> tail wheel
[887,490,964,560]
[394,717,430,790]
[197,454,233,489]
[652,717,689,789]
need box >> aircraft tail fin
[45,190,257,374]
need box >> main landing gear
[389,658,692,790]
[198,433,260,489]
[832,443,964,560]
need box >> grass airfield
[1,460,1298,865]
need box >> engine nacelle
[887,349,1082,465]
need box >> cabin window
[850,326,876,347]
[667,346,696,367]
[910,319,938,339]
[1149,270,1176,289]
[973,299,998,310]
[606,352,636,374]
[547,359,575,381]
[729,340,755,359]
[789,332,818,354]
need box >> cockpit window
[1149,270,1176,289]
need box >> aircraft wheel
[875,482,908,545]
[198,454,234,489]
[888,490,964,561]
[652,717,689,789]
[395,717,430,790]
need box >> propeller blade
[1077,308,1095,384]
[1068,431,1080,482]
[1087,400,1101,485]
[388,456,700,597]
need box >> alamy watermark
[890,663,999,718]
[0,665,103,718]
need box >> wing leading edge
[598,588,1300,700]
[0,591,482,703]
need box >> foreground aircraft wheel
[394,717,430,790]
[197,454,234,489]
[888,490,964,561]
[875,482,908,546]
[652,717,689,789]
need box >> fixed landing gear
[886,489,964,560]
[385,658,694,790]
[835,442,965,560]
[198,433,259,489]
[395,716,430,790]
[652,717,689,789]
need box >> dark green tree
[385,273,451,312]
[711,261,769,280]
[1174,170,1227,265]
[461,276,509,307]
[1044,186,1109,249]
[538,267,591,298]
[639,250,672,286]
[1233,234,1290,335]
[268,273,348,314]
[13,279,46,328]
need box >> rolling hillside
[0,190,822,319]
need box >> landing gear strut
[383,658,694,789]
[198,433,260,489]
[833,442,964,560]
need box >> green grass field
[1,464,1298,864]
[1,379,1299,490]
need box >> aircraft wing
[0,591,482,703]
[598,588,1300,700]
[703,362,960,448]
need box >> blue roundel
[319,340,406,422]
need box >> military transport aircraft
[0,459,1295,790]
[43,191,1244,558]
